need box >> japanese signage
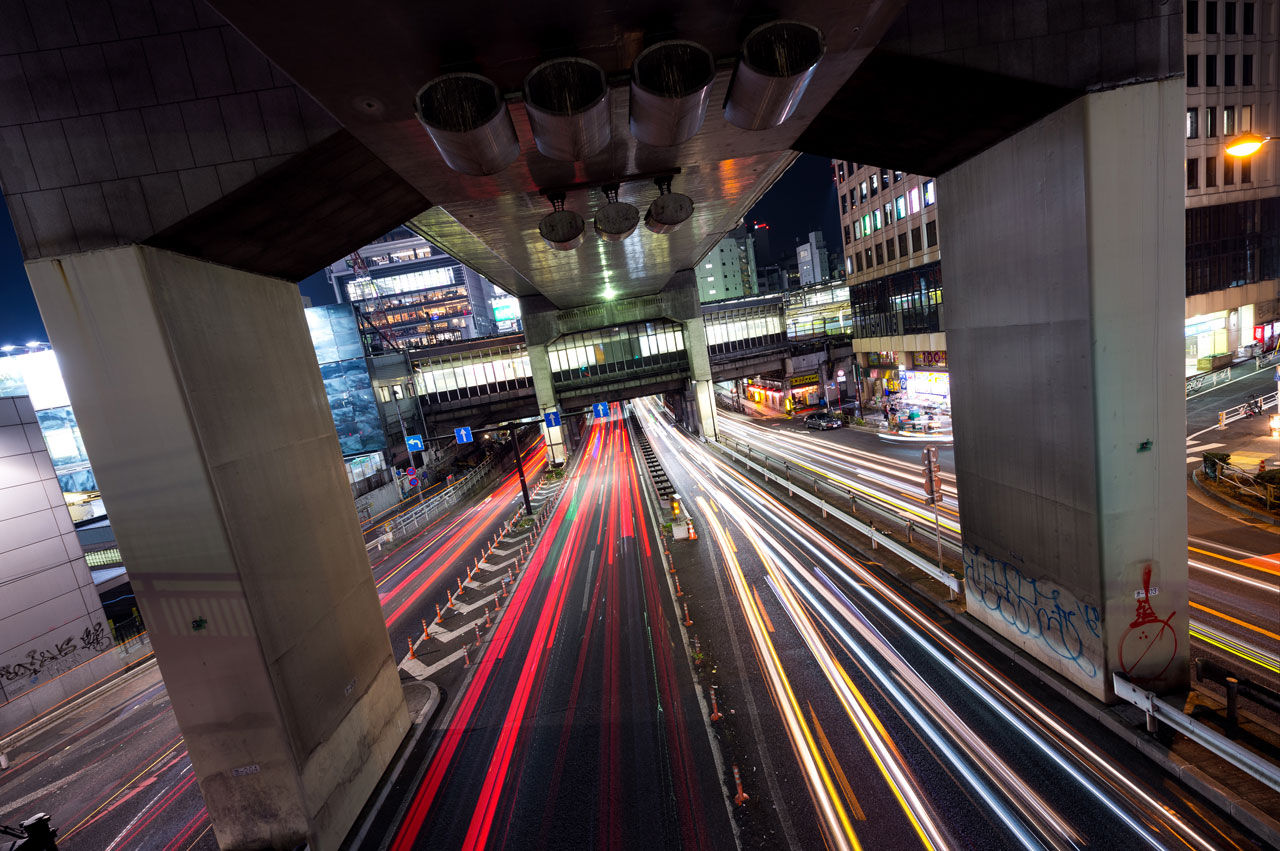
[911,350,948,370]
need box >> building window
[923,180,937,206]
[1188,108,1199,139]
[875,243,884,265]
[837,162,845,181]
[908,187,921,213]
[911,226,922,253]
[898,232,909,257]
[1243,54,1253,86]
[862,214,871,235]
[841,194,848,214]
[1189,0,1199,33]
[1206,105,1217,136]
[886,237,896,262]
[881,168,891,189]
[1241,104,1252,131]
[849,190,856,208]
[846,255,853,275]
[860,181,868,202]
[1188,54,1199,87]
[1206,155,1218,187]
[1244,2,1254,34]
[705,262,712,268]
[1207,1,1218,33]
[1207,54,1217,86]
[855,252,863,272]
[873,209,882,230]
[843,225,851,245]
[1224,156,1235,185]
[1241,157,1252,183]
[1187,157,1199,189]
[870,174,879,196]
[854,219,863,239]
[1224,104,1236,135]
[1225,54,1236,86]
[1226,1,1237,33]
[883,202,893,224]
[925,219,938,248]
[894,170,904,183]
[864,248,873,268]
[895,194,906,219]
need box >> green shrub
[1255,468,1280,486]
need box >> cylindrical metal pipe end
[724,20,825,131]
[415,72,520,175]
[629,40,716,147]
[523,57,612,161]
[539,209,586,251]
[645,191,693,234]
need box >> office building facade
[326,227,498,350]
[796,230,830,285]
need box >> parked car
[804,413,841,430]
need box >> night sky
[0,154,840,346]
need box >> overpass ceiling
[206,0,907,307]
[798,0,1182,176]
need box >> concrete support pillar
[682,315,719,442]
[942,79,1187,701]
[526,342,567,466]
[26,247,409,849]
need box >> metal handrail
[1217,390,1279,428]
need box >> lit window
[1239,104,1252,133]
[709,289,716,295]
[705,263,712,268]
[846,256,853,275]
[860,181,868,202]
[1187,107,1199,139]
[854,219,863,238]
[861,214,871,234]
[873,210,882,230]
[1224,105,1235,136]
[908,188,921,214]
[895,195,906,219]
[923,180,936,206]
[706,276,715,282]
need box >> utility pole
[511,426,533,515]
[922,445,948,597]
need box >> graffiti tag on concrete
[0,621,115,684]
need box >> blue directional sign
[543,411,561,428]
[454,426,473,444]
[592,402,609,419]
[405,434,425,452]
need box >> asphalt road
[382,408,733,851]
[0,443,547,850]
[722,409,1280,692]
[641,398,1269,850]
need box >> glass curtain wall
[705,307,784,355]
[547,320,686,388]
[413,344,532,404]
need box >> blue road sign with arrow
[592,402,609,418]
[406,434,424,452]
[454,427,473,444]
[543,411,561,428]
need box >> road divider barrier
[732,764,749,806]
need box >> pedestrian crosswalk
[1185,439,1227,463]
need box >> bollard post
[709,685,723,722]
[463,644,471,667]
[682,602,693,627]
[447,591,456,610]
[422,618,429,641]
[870,521,877,549]
[732,764,749,805]
[436,603,445,623]
[675,577,685,597]
[485,607,492,628]
[907,520,913,543]
[474,623,483,644]
[508,566,515,584]
[1146,711,1158,733]
[407,636,416,660]
[1226,677,1240,735]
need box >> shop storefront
[1185,311,1230,376]
[788,373,821,409]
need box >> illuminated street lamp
[1225,133,1272,157]
[1270,414,1280,439]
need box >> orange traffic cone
[709,686,723,722]
[732,765,749,805]
[687,521,697,541]
[406,636,416,660]
[682,602,693,627]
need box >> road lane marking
[1188,545,1280,578]
[1190,601,1280,642]
[1187,442,1224,453]
[809,702,866,821]
[752,584,776,633]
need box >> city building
[697,225,757,302]
[326,227,499,350]
[0,394,120,733]
[1184,0,1280,375]
[833,160,947,412]
[796,230,830,285]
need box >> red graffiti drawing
[1118,564,1178,681]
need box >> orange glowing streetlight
[1225,133,1272,157]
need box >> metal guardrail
[714,438,961,593]
[1217,390,1279,429]
[1187,366,1235,396]
[372,453,503,549]
[1112,672,1280,796]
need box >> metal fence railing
[1216,390,1279,429]
[364,453,505,557]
